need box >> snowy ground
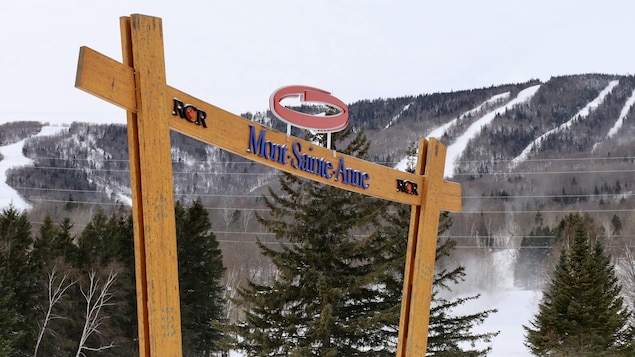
[452,250,541,356]
[455,287,540,356]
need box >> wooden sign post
[75,14,461,357]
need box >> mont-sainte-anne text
[246,125,369,189]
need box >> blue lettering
[291,142,302,169]
[247,125,288,164]
[247,126,367,189]
[360,172,370,189]
[326,162,334,178]
[277,145,288,164]
[247,125,266,156]
[335,158,349,183]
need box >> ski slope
[511,80,619,166]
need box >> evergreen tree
[32,216,57,269]
[514,212,553,289]
[524,213,634,356]
[54,218,79,265]
[176,199,228,356]
[234,130,498,356]
[103,211,138,356]
[234,128,394,356]
[77,207,113,269]
[0,206,39,357]
[0,265,19,356]
[72,209,137,356]
[381,204,499,356]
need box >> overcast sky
[1,0,634,125]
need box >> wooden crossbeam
[75,45,461,209]
[75,13,461,357]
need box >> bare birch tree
[74,269,118,357]
[34,265,75,357]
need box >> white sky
[1,0,634,125]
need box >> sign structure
[75,14,461,357]
[269,85,349,150]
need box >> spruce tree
[104,211,138,356]
[514,212,553,289]
[0,206,39,356]
[524,213,634,356]
[0,265,19,356]
[176,199,228,356]
[234,128,393,356]
[77,207,113,269]
[234,130,499,355]
[53,218,79,267]
[381,205,499,356]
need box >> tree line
[0,200,226,357]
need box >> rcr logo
[397,179,418,195]
[172,98,207,128]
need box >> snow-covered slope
[444,85,541,177]
[393,91,511,172]
[606,88,635,139]
[0,125,68,210]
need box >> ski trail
[607,87,635,138]
[444,85,541,177]
[511,80,619,166]
[428,92,511,139]
[592,87,635,152]
[394,91,511,172]
[0,126,68,210]
[385,102,413,129]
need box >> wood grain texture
[128,14,182,356]
[120,16,150,357]
[397,138,460,356]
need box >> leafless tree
[34,265,76,357]
[74,269,118,357]
[223,264,242,322]
[616,245,635,315]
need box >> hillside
[1,73,634,296]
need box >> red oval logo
[269,85,349,133]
